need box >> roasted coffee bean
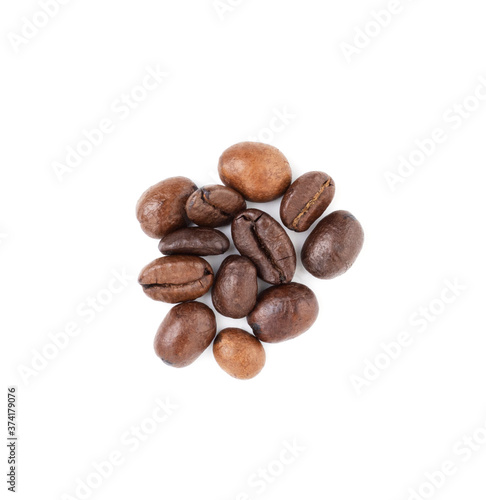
[154,301,217,368]
[231,209,296,285]
[158,227,230,256]
[248,283,319,343]
[185,184,247,227]
[212,255,258,318]
[301,210,364,279]
[213,328,265,379]
[136,177,197,238]
[138,255,213,303]
[218,142,292,202]
[280,171,335,232]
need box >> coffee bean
[247,283,319,343]
[231,209,296,285]
[138,255,213,303]
[158,227,230,256]
[218,142,292,202]
[280,171,335,232]
[212,255,258,318]
[186,184,246,227]
[213,328,265,379]
[301,210,364,279]
[154,301,217,367]
[136,177,197,238]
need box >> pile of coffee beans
[136,142,364,380]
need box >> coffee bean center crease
[142,270,212,289]
[291,178,333,229]
[201,189,231,217]
[243,214,287,283]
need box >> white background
[1,1,486,499]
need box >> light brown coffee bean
[211,255,258,318]
[154,301,217,367]
[218,142,292,202]
[213,328,265,379]
[301,210,364,279]
[136,177,197,238]
[280,171,335,232]
[138,255,213,303]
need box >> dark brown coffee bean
[136,177,197,238]
[280,171,335,232]
[138,255,213,303]
[154,301,216,367]
[247,283,319,343]
[212,255,258,318]
[231,209,296,285]
[213,328,265,379]
[301,210,364,279]
[158,228,230,256]
[218,142,292,202]
[185,185,247,227]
